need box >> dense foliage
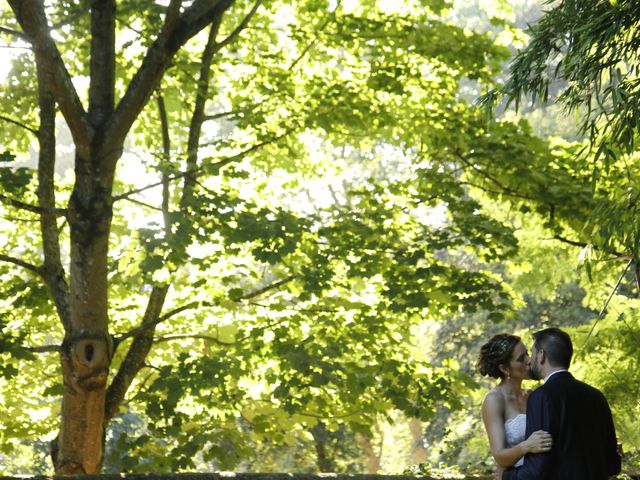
[0,0,639,476]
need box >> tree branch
[579,258,633,353]
[118,195,163,211]
[211,0,262,54]
[105,284,170,424]
[113,128,295,203]
[162,0,183,36]
[0,253,43,276]
[153,333,234,346]
[455,151,535,201]
[552,234,625,258]
[0,114,38,135]
[181,19,223,209]
[113,300,217,346]
[288,0,340,71]
[240,274,295,300]
[36,58,71,331]
[7,0,92,154]
[104,0,234,148]
[0,24,28,40]
[203,110,237,122]
[156,93,172,228]
[202,126,297,171]
[0,193,68,218]
[635,259,640,299]
[24,344,62,353]
[88,0,116,129]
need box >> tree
[482,0,640,280]
[0,0,540,473]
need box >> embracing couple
[478,327,621,480]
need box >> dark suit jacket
[503,371,621,480]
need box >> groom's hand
[493,465,505,480]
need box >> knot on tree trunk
[63,331,111,391]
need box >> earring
[507,372,511,380]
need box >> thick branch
[37,59,71,330]
[88,0,116,129]
[104,0,234,148]
[162,0,183,35]
[7,0,92,154]
[104,285,170,424]
[181,20,222,208]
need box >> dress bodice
[505,413,526,467]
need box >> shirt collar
[543,369,568,383]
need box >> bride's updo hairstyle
[476,333,520,379]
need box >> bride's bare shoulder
[483,388,505,407]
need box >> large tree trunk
[55,152,116,474]
[7,0,244,472]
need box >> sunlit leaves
[0,0,559,473]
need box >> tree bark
[408,418,428,465]
[355,433,382,474]
[310,422,335,473]
[7,0,244,473]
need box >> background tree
[0,0,536,473]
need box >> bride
[477,333,552,471]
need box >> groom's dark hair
[533,327,573,368]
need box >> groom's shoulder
[571,376,607,398]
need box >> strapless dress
[505,413,526,467]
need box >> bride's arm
[481,392,551,467]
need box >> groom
[501,327,621,480]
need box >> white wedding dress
[505,413,526,467]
